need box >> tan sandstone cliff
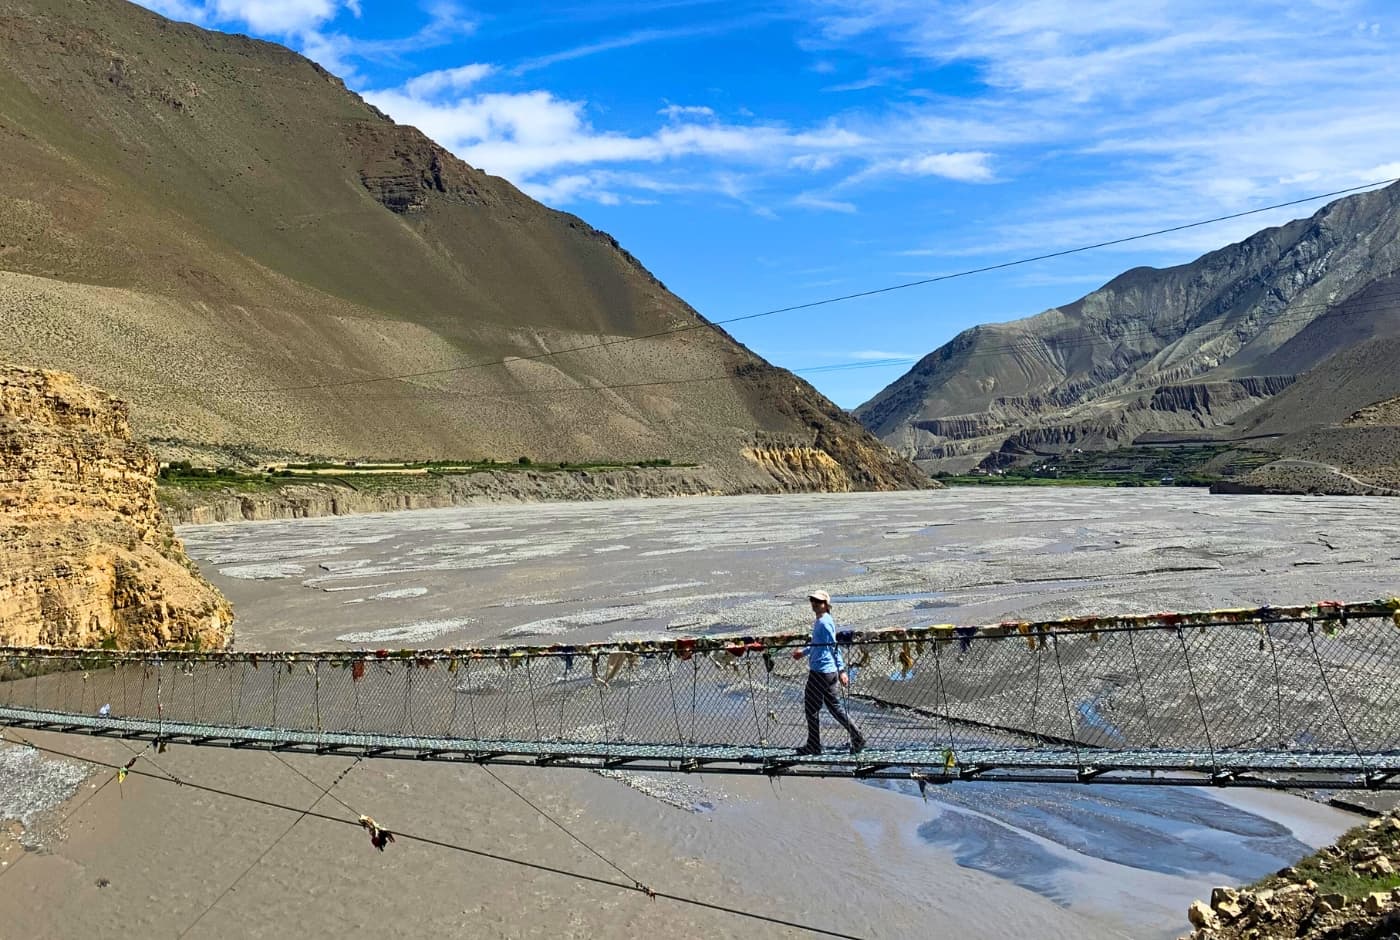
[0,365,232,648]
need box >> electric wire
[265,750,365,821]
[106,177,1400,399]
[141,285,1400,405]
[0,732,870,940]
[477,764,652,895]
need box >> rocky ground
[1183,810,1400,940]
[1214,460,1400,497]
[158,447,938,525]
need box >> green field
[157,457,693,493]
[935,444,1275,488]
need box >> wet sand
[6,488,1396,938]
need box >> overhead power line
[184,286,1400,404]
[110,176,1400,399]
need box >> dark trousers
[804,670,860,748]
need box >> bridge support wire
[3,599,1399,789]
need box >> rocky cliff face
[859,183,1400,471]
[0,366,232,648]
[741,444,852,493]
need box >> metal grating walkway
[5,599,1400,788]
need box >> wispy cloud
[824,66,909,92]
[402,63,495,98]
[806,0,1400,257]
[511,15,773,74]
[139,0,475,83]
[792,193,857,213]
[846,150,996,185]
[658,104,716,120]
[513,25,703,73]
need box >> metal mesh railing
[3,600,1399,786]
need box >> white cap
[808,590,831,604]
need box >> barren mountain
[0,0,923,491]
[856,183,1400,472]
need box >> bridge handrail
[4,598,1397,663]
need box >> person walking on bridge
[793,590,865,756]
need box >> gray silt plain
[184,487,1400,651]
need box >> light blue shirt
[804,612,844,674]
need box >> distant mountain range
[0,0,923,492]
[856,182,1400,476]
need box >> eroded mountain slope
[857,183,1400,471]
[0,0,923,491]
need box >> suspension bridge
[3,599,1399,790]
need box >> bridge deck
[6,601,1400,788]
[5,704,1396,788]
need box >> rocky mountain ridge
[857,183,1400,473]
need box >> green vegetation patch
[1256,818,1400,901]
[156,458,695,497]
[937,444,1275,488]
[274,457,687,473]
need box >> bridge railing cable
[3,599,1399,788]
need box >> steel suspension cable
[1,732,870,938]
[176,757,361,939]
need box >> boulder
[1188,900,1218,929]
[1315,893,1347,914]
[1211,886,1244,920]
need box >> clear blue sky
[139,0,1400,407]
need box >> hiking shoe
[850,733,866,754]
[795,744,823,756]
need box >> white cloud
[659,104,716,120]
[807,0,1400,259]
[365,74,874,208]
[526,174,621,205]
[792,193,858,213]
[142,0,347,33]
[403,64,495,99]
[883,151,994,182]
[1359,162,1400,181]
[139,0,211,23]
[136,0,475,86]
[210,0,340,33]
